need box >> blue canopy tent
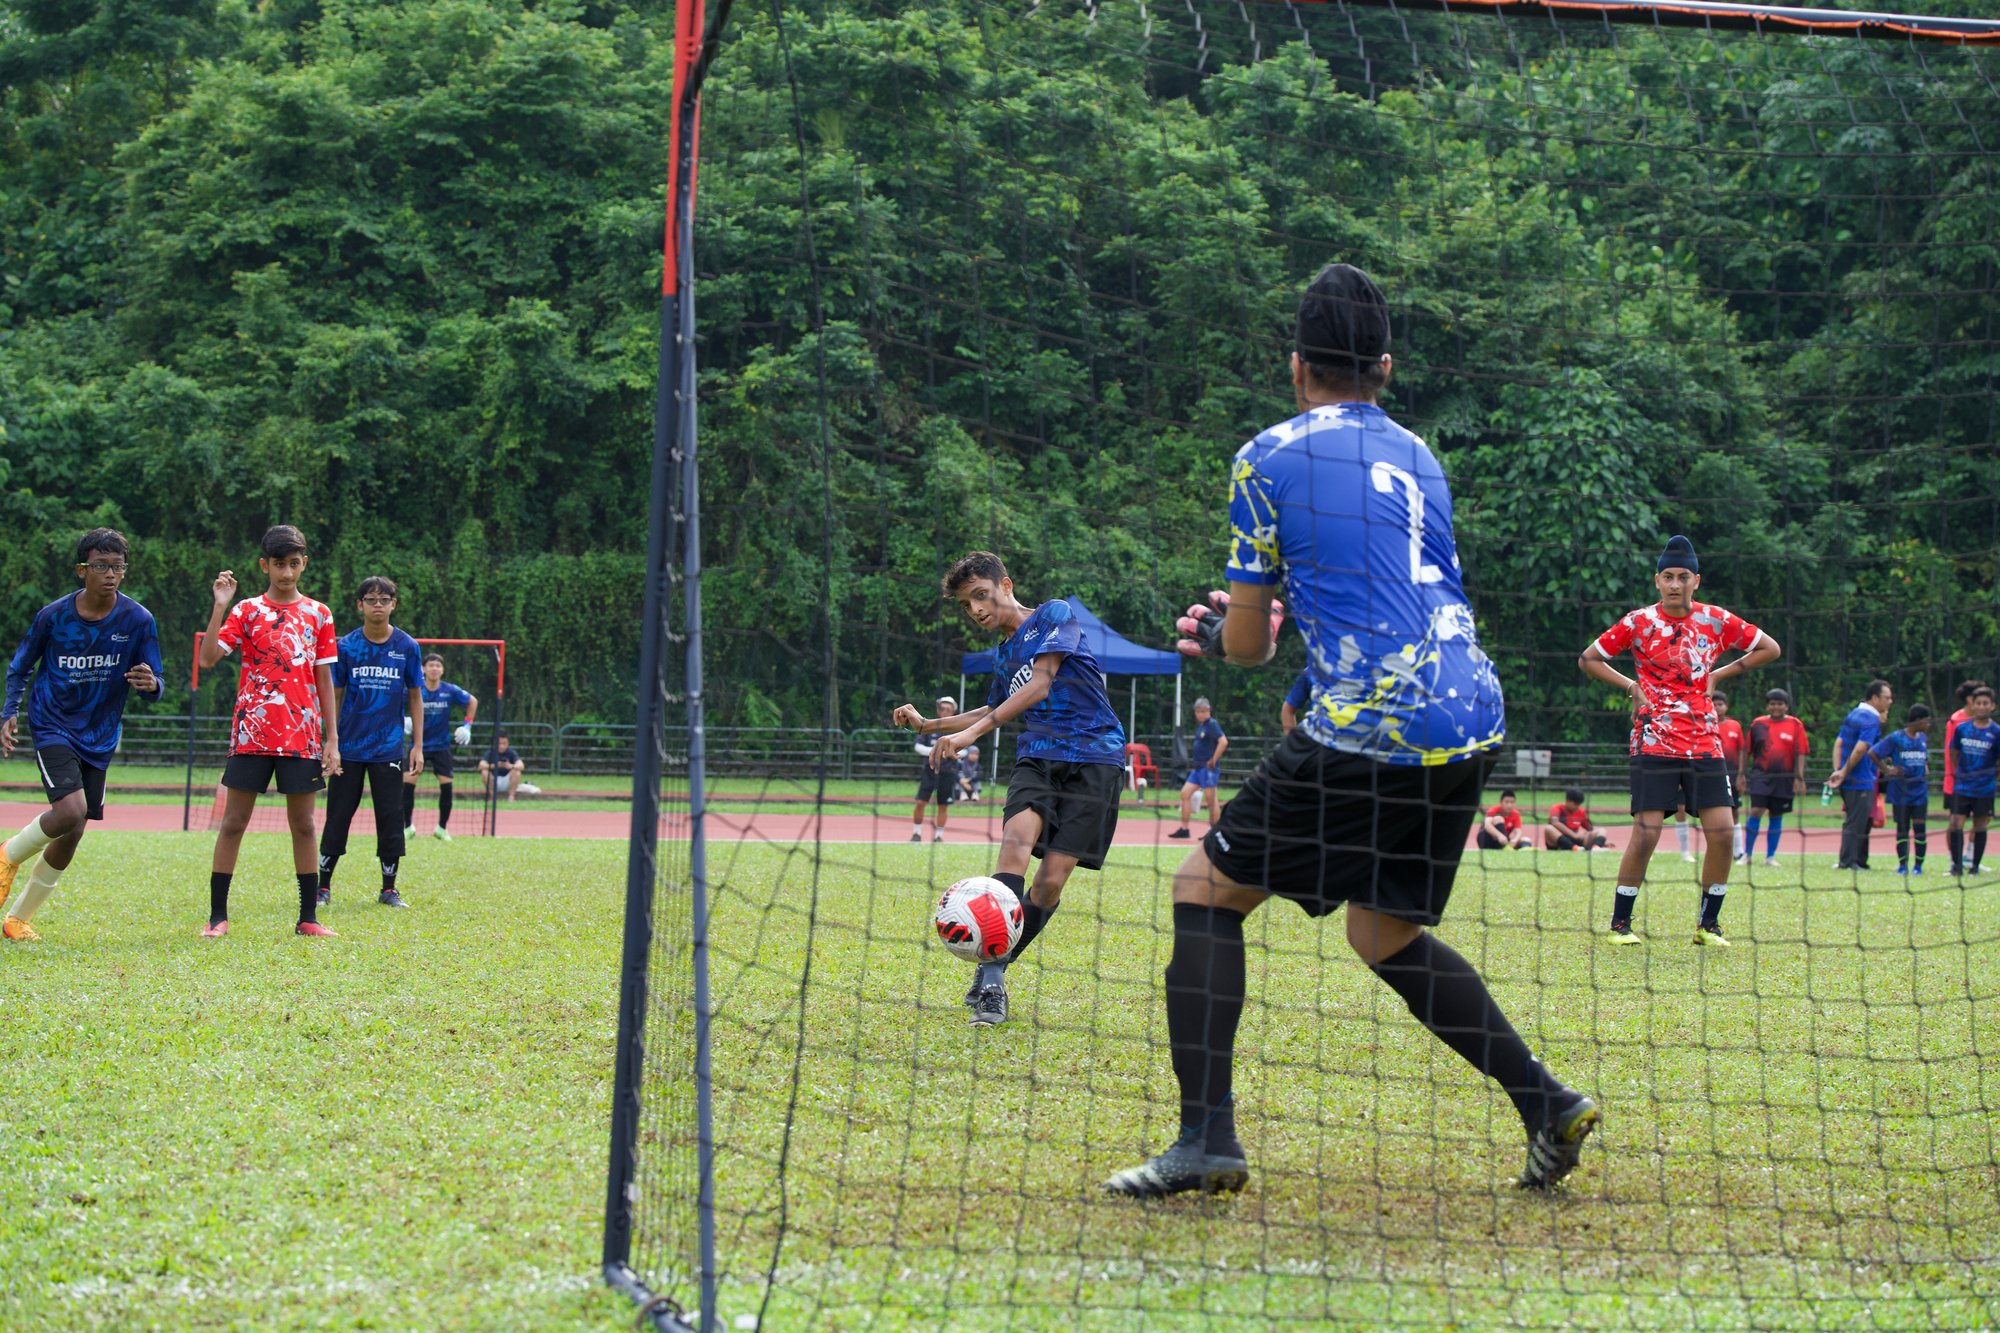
[958,597,1183,784]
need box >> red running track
[4,800,1862,855]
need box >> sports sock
[1675,817,1689,853]
[1744,815,1762,853]
[318,853,339,892]
[1611,884,1638,927]
[382,858,400,892]
[438,786,454,829]
[1765,816,1783,858]
[4,814,54,867]
[911,824,922,837]
[1701,883,1727,927]
[1976,830,1989,868]
[209,871,232,924]
[402,784,416,829]
[1949,828,1965,869]
[13,859,61,922]
[1370,931,1570,1131]
[995,873,1057,964]
[1913,818,1927,866]
[296,871,319,924]
[1164,903,1247,1155]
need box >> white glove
[403,716,413,737]
[454,723,472,747]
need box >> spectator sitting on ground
[480,733,529,801]
[1545,787,1612,851]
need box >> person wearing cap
[1580,535,1781,947]
[1111,262,1598,1201]
[1744,688,1810,867]
[1168,697,1228,839]
[1826,680,1893,871]
[909,695,960,843]
[1866,704,1933,875]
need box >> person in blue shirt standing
[0,529,163,940]
[1106,263,1595,1200]
[319,578,425,908]
[1948,686,1998,876]
[1866,704,1932,876]
[402,653,477,841]
[1827,680,1892,871]
[893,554,1127,1027]
[1169,698,1229,839]
[1279,669,1312,733]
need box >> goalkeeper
[1107,262,1596,1201]
[403,652,477,842]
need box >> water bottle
[1820,781,1835,807]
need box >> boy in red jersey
[1476,790,1535,850]
[1579,536,1780,946]
[1744,688,1809,867]
[1713,690,1747,861]
[198,526,342,938]
[1543,788,1610,850]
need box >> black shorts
[1004,759,1122,870]
[414,748,454,780]
[915,765,957,805]
[33,746,108,821]
[1475,828,1516,850]
[222,753,324,796]
[1630,755,1733,816]
[1749,793,1794,815]
[1202,730,1492,927]
[1949,793,1995,818]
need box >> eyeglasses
[359,597,395,606]
[83,562,129,575]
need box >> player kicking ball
[319,577,425,909]
[1107,263,1596,1199]
[893,552,1126,1027]
[1580,536,1780,947]
[0,529,164,941]
[199,525,342,939]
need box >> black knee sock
[1164,903,1247,1155]
[1950,828,1965,869]
[1912,819,1927,866]
[297,872,319,924]
[209,871,232,925]
[992,872,1056,966]
[438,786,454,829]
[382,858,399,892]
[1977,830,1989,868]
[318,853,339,892]
[403,784,416,828]
[1370,932,1571,1131]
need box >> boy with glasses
[319,578,424,908]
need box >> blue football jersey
[1190,718,1225,767]
[1284,669,1313,713]
[1951,721,1999,798]
[1836,704,1885,791]
[1227,402,1504,766]
[419,681,474,752]
[983,600,1126,766]
[1869,730,1928,807]
[334,628,424,763]
[3,592,164,765]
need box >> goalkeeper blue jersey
[419,681,473,753]
[1227,402,1504,766]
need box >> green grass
[5,835,1996,1330]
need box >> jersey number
[1370,461,1444,585]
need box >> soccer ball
[933,876,1024,963]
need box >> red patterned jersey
[1718,716,1745,767]
[216,594,339,757]
[1749,715,1810,777]
[1593,602,1762,759]
[1548,802,1591,831]
[1485,803,1522,836]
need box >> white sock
[10,859,60,923]
[1675,817,1690,853]
[4,815,54,867]
[912,824,923,836]
[1734,825,1745,856]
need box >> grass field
[5,833,1997,1331]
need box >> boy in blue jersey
[1868,704,1931,875]
[893,552,1127,1027]
[0,530,163,940]
[1948,687,1998,876]
[402,653,477,841]
[1107,263,1595,1200]
[1280,669,1312,733]
[319,578,425,908]
[1169,698,1228,839]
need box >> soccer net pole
[603,0,715,1326]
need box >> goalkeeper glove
[1175,590,1286,660]
[454,723,472,747]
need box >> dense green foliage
[4,0,1995,736]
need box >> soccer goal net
[608,1,2000,1328]
[185,634,511,838]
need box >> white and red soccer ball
[933,876,1024,963]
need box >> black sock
[1700,883,1726,927]
[1370,932,1571,1131]
[991,872,1057,965]
[382,859,399,892]
[403,784,416,828]
[438,786,454,829]
[1164,903,1247,1156]
[297,872,318,924]
[1610,884,1637,928]
[318,853,339,892]
[209,871,232,925]
[1950,828,1964,869]
[1913,820,1927,865]
[1976,830,1989,868]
